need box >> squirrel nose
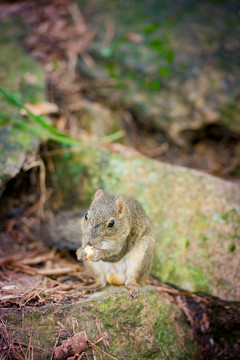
[87,237,95,246]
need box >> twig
[16,342,26,360]
[90,343,118,360]
[10,264,38,276]
[23,155,46,217]
[68,3,87,34]
[176,296,195,328]
[51,329,62,360]
[19,252,56,266]
[103,22,115,45]
[0,254,21,266]
[0,318,25,360]
[92,347,98,360]
[26,330,32,360]
[37,266,80,276]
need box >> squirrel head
[82,189,130,246]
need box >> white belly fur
[93,253,130,285]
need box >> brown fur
[76,190,155,296]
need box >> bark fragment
[54,331,88,360]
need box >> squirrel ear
[93,189,104,201]
[116,195,125,216]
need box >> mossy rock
[47,144,240,301]
[0,20,45,191]
[77,0,240,145]
[1,286,200,359]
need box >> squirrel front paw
[91,249,103,262]
[76,248,87,261]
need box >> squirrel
[76,189,155,296]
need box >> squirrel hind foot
[125,280,141,298]
[130,287,141,298]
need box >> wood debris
[53,321,117,360]
[0,231,91,307]
[54,331,88,360]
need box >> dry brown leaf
[20,101,59,116]
[126,32,144,44]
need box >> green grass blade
[99,130,125,143]
[1,87,125,144]
[10,117,83,147]
[0,87,68,137]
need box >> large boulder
[0,287,200,359]
[0,21,45,193]
[46,144,240,301]
[77,0,240,146]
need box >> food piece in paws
[84,245,94,259]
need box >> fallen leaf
[126,32,144,44]
[20,101,59,116]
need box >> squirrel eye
[108,219,114,228]
[85,212,88,221]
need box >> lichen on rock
[0,20,45,192]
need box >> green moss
[159,66,171,77]
[193,216,210,233]
[229,243,236,252]
[83,0,177,95]
[48,146,105,209]
[0,22,45,111]
[0,19,46,183]
[143,23,160,34]
[99,299,111,310]
[149,37,175,63]
[152,259,210,292]
[94,288,199,359]
[220,100,240,132]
